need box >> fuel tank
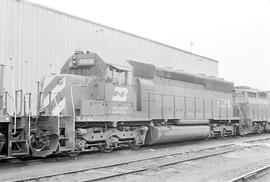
[145,125,210,145]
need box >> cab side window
[106,67,113,82]
[106,66,133,85]
[127,71,133,85]
[119,71,126,85]
[113,69,120,84]
[235,91,245,98]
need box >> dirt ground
[1,134,270,182]
[251,170,270,182]
[111,141,270,182]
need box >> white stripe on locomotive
[52,98,66,116]
[42,75,55,90]
[42,77,66,108]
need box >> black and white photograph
[1,0,270,181]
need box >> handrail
[24,93,32,136]
[12,90,23,135]
[12,91,18,135]
[25,93,32,136]
[24,93,31,115]
[15,90,23,115]
[37,91,52,115]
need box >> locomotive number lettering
[112,87,128,102]
[112,106,128,114]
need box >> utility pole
[18,0,23,89]
[190,42,194,52]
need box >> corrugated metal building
[0,0,218,112]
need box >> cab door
[105,66,134,118]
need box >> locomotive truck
[1,51,270,159]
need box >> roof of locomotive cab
[106,62,132,71]
[61,51,133,74]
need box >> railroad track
[10,136,270,182]
[228,164,270,182]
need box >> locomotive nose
[40,74,91,116]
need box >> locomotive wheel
[128,142,141,150]
[128,138,142,150]
[64,151,81,157]
[99,140,113,153]
[99,145,113,153]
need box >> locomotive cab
[60,51,135,118]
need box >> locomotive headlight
[57,78,64,85]
[5,117,9,121]
[72,56,77,66]
[72,60,77,65]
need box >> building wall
[0,0,218,112]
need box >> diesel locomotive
[1,51,270,159]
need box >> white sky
[29,0,270,90]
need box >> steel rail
[11,136,269,182]
[81,146,260,182]
[11,144,235,182]
[228,164,270,182]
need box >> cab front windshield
[69,63,103,77]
